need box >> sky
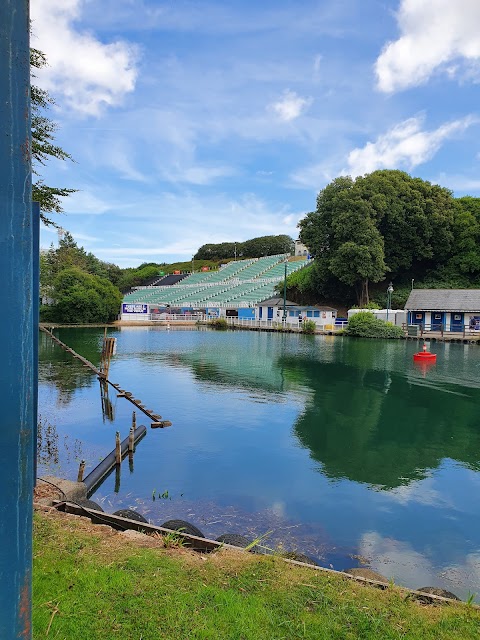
[31,0,480,268]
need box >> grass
[33,511,480,640]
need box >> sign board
[122,303,148,314]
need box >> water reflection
[281,348,480,489]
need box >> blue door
[411,311,424,325]
[431,312,445,331]
[267,307,274,320]
[450,313,463,332]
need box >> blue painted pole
[0,2,34,638]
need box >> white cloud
[62,190,113,215]
[347,115,477,177]
[270,90,312,122]
[290,161,337,190]
[31,0,139,115]
[375,0,480,93]
[161,164,236,186]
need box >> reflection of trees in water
[280,354,480,489]
[159,351,285,395]
[39,331,100,404]
[37,415,84,470]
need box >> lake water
[38,327,480,599]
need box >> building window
[289,311,294,317]
[415,313,423,320]
[314,310,320,318]
[434,313,442,320]
[454,314,462,321]
[307,310,313,317]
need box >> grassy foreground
[33,511,480,640]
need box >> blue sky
[31,0,480,267]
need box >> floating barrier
[83,424,147,493]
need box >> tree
[49,267,122,323]
[194,235,294,260]
[31,48,76,225]
[299,171,457,306]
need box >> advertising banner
[122,303,148,314]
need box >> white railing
[223,317,344,331]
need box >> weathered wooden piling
[128,427,135,452]
[115,432,121,465]
[77,460,86,483]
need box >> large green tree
[299,171,457,306]
[31,48,76,225]
[48,267,122,324]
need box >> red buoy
[413,343,437,363]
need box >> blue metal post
[0,2,34,638]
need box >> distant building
[256,297,337,326]
[404,289,480,331]
[294,239,309,257]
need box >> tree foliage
[195,235,294,260]
[345,311,404,339]
[47,267,122,324]
[40,233,123,322]
[31,48,76,225]
[299,170,465,306]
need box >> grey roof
[257,297,337,312]
[405,289,480,312]
[258,297,298,307]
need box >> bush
[346,311,404,339]
[302,319,316,334]
[212,317,228,330]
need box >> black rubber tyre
[418,587,460,601]
[161,519,204,538]
[75,499,104,512]
[216,533,253,548]
[282,551,318,566]
[113,508,148,523]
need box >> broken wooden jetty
[40,326,172,429]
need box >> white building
[294,239,309,257]
[347,308,406,326]
[256,297,337,327]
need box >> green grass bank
[34,511,480,640]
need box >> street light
[386,282,394,321]
[191,256,195,274]
[282,261,287,322]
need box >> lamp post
[191,256,195,274]
[283,261,287,322]
[386,282,394,321]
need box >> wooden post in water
[77,460,86,483]
[132,410,136,430]
[115,432,121,465]
[128,427,135,453]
